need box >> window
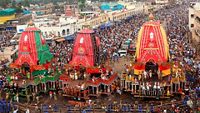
[62,30,66,35]
[191,14,194,18]
[191,24,194,28]
[67,29,69,34]
[58,32,60,36]
[195,17,200,24]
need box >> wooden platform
[88,94,100,97]
[13,79,35,88]
[99,92,111,95]
[134,95,170,99]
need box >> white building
[14,3,144,42]
[155,0,169,4]
[16,16,82,40]
[189,2,200,53]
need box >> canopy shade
[0,8,16,16]
[64,34,75,41]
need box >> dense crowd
[97,0,200,112]
[155,2,200,87]
[0,30,16,66]
[49,41,73,70]
[0,31,14,48]
[0,0,200,112]
[96,13,147,61]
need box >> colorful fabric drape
[35,32,53,65]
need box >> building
[13,3,145,42]
[189,2,200,54]
[30,3,55,15]
[150,0,175,5]
[155,0,169,4]
[16,17,79,40]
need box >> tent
[112,4,124,11]
[23,9,31,15]
[105,21,113,27]
[100,24,106,29]
[100,3,110,11]
[64,34,75,41]
[0,8,16,16]
[36,11,44,15]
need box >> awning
[100,24,106,29]
[105,21,112,27]
[64,34,75,41]
[6,27,14,30]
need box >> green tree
[22,0,30,7]
[0,0,11,8]
[12,0,16,7]
[15,6,23,13]
[78,0,86,10]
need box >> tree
[22,0,30,7]
[12,0,16,7]
[15,6,23,13]
[0,0,11,8]
[78,0,86,10]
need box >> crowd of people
[49,41,73,71]
[0,31,14,49]
[0,30,16,66]
[0,0,199,112]
[96,13,146,62]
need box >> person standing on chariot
[26,72,30,79]
[146,82,150,96]
[142,82,146,96]
[149,70,152,78]
[49,91,53,99]
[138,73,142,81]
[153,82,157,96]
[157,82,161,97]
[14,93,19,103]
[54,92,57,101]
[144,71,147,80]
[26,94,30,104]
[32,92,36,102]
[74,70,78,80]
[157,70,161,80]
[167,88,170,97]
[36,96,39,104]
[6,92,9,102]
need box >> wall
[78,9,138,29]
[189,3,200,54]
